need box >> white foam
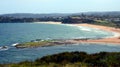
[77,26,120,39]
[0,46,9,51]
[113,32,120,37]
[12,43,19,46]
[103,32,120,39]
[62,24,92,31]
[78,26,92,31]
[62,24,120,39]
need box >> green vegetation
[1,13,120,28]
[15,40,55,48]
[15,39,76,48]
[62,16,120,28]
[62,17,94,24]
[0,16,62,23]
[1,51,120,67]
[93,20,117,27]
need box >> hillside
[1,51,120,67]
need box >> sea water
[0,23,120,63]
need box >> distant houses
[0,13,120,28]
[62,16,94,24]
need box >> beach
[73,23,120,44]
[34,21,120,44]
[1,22,120,64]
[34,21,62,24]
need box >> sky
[0,0,120,14]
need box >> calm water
[0,23,120,63]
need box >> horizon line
[1,11,120,15]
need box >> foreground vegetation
[1,51,120,67]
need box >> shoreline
[14,22,120,48]
[72,23,120,44]
[34,21,62,24]
[33,21,120,44]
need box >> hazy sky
[0,0,120,14]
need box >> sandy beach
[73,23,120,44]
[14,22,120,49]
[34,21,120,44]
[34,21,62,24]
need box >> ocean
[0,23,120,63]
